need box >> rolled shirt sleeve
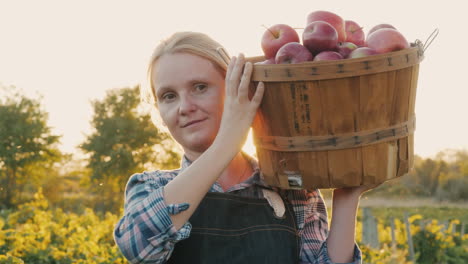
[114,172,191,263]
[286,188,362,264]
[312,241,361,264]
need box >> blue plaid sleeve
[114,172,192,263]
[286,189,362,264]
[313,241,361,264]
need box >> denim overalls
[167,187,301,264]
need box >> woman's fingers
[227,53,245,97]
[237,62,253,102]
[251,81,265,107]
[226,53,262,106]
[218,55,264,146]
[225,56,237,97]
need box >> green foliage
[412,220,468,264]
[32,154,94,214]
[360,244,411,264]
[356,212,468,263]
[0,85,61,208]
[2,190,467,263]
[0,189,127,264]
[445,236,468,264]
[371,149,468,202]
[80,85,181,212]
[370,207,468,226]
[412,229,445,263]
[414,158,448,196]
[0,254,25,264]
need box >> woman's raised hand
[215,53,265,152]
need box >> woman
[114,31,376,264]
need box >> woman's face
[152,52,225,155]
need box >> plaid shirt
[114,152,361,264]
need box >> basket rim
[248,43,424,82]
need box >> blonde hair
[141,31,230,134]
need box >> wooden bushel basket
[247,42,425,189]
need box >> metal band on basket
[254,116,416,152]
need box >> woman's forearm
[163,138,240,230]
[326,190,360,263]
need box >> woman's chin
[182,138,213,153]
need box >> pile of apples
[259,10,410,64]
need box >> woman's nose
[178,95,197,115]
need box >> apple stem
[262,24,279,38]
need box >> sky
[0,0,466,159]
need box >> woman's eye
[195,84,207,91]
[162,93,176,101]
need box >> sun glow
[242,128,258,158]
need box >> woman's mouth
[182,118,206,128]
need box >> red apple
[368,23,396,36]
[306,10,346,42]
[261,24,300,59]
[275,42,313,64]
[366,28,409,54]
[336,42,358,58]
[313,51,343,61]
[348,47,378,58]
[302,21,338,55]
[345,20,365,46]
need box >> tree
[414,158,448,196]
[80,86,181,212]
[434,149,468,201]
[0,85,61,208]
